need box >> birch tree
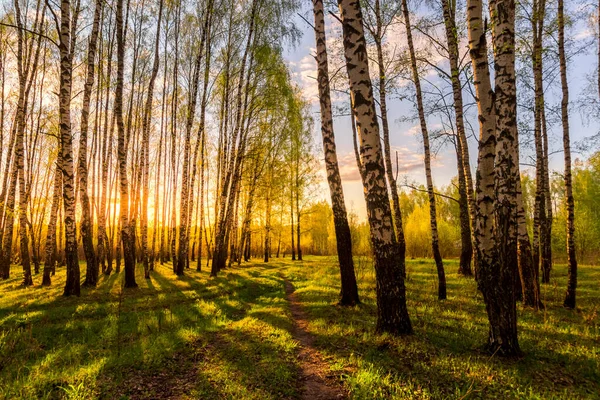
[559,0,577,309]
[80,0,103,287]
[115,0,137,288]
[312,0,359,305]
[337,0,412,334]
[401,0,447,299]
[467,0,522,355]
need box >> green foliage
[540,152,600,264]
[400,183,461,258]
[305,201,334,255]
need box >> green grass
[0,256,598,399]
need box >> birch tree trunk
[42,155,62,285]
[337,0,411,334]
[313,0,359,305]
[59,0,81,296]
[140,0,163,278]
[264,166,272,262]
[98,27,115,276]
[559,0,577,309]
[371,0,406,256]
[196,33,210,270]
[441,0,475,275]
[290,184,295,261]
[16,61,32,287]
[401,0,446,299]
[187,0,213,273]
[455,136,473,277]
[468,0,522,355]
[80,0,103,287]
[115,0,137,288]
[467,0,495,284]
[485,0,521,355]
[531,0,550,284]
[295,163,302,261]
[0,0,42,281]
[516,178,541,308]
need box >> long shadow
[193,320,299,399]
[289,263,600,399]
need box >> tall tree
[530,0,552,284]
[312,0,360,305]
[211,0,258,276]
[559,0,577,309]
[401,0,446,299]
[440,0,475,276]
[178,0,212,275]
[80,0,103,287]
[363,0,406,256]
[467,0,521,355]
[0,0,43,282]
[97,16,116,276]
[116,0,137,288]
[337,0,411,334]
[42,153,62,285]
[140,0,163,278]
[57,0,82,296]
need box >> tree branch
[0,22,58,48]
[401,183,459,203]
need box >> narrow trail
[283,279,346,400]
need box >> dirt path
[284,279,346,400]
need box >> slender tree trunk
[290,186,295,261]
[98,26,115,276]
[16,86,32,288]
[116,0,136,288]
[456,135,474,277]
[441,0,476,274]
[516,178,541,308]
[140,0,163,278]
[559,0,577,309]
[189,1,213,272]
[170,2,181,270]
[401,0,446,298]
[338,0,411,334]
[371,0,406,258]
[313,0,359,305]
[295,181,302,260]
[42,155,62,285]
[80,0,103,287]
[531,0,550,284]
[541,111,552,282]
[60,0,81,296]
[264,176,271,262]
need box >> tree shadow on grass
[290,264,600,400]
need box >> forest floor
[0,256,599,399]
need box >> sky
[283,3,600,220]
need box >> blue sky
[284,3,600,219]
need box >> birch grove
[0,0,593,355]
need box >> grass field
[0,256,598,399]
